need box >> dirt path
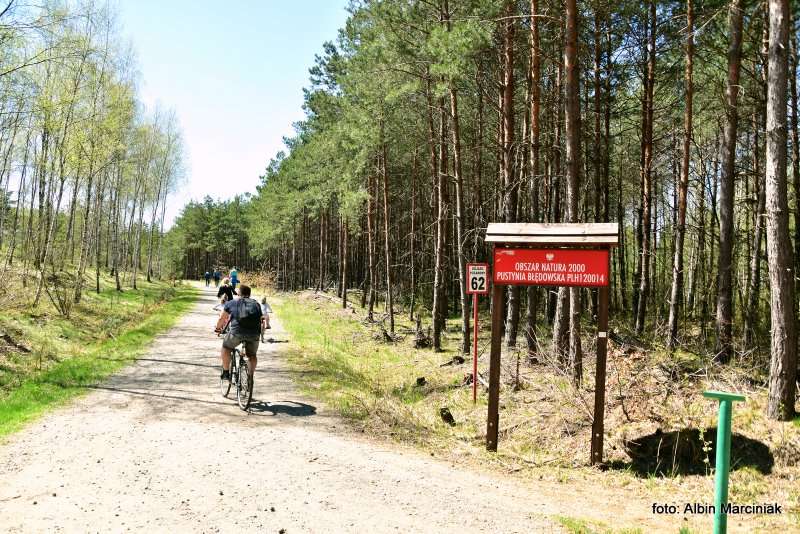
[0,286,674,533]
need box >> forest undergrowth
[272,289,799,532]
[0,270,196,437]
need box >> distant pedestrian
[230,267,239,290]
[204,271,211,287]
[213,269,221,287]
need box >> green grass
[557,516,598,534]
[276,296,399,420]
[556,515,648,534]
[272,293,467,442]
[0,283,197,438]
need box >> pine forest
[170,0,799,422]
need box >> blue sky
[117,0,350,226]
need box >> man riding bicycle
[215,284,265,384]
[217,278,236,303]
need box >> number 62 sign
[467,263,489,295]
[466,262,489,403]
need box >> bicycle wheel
[236,356,253,410]
[219,373,231,398]
[219,349,235,398]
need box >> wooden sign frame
[483,222,619,465]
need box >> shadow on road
[135,357,220,369]
[247,400,316,417]
[87,385,229,406]
[85,385,320,422]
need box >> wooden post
[486,282,504,451]
[591,284,609,465]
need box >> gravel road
[0,286,690,533]
[0,287,573,533]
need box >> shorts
[222,331,260,357]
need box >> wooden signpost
[484,222,619,465]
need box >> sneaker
[220,370,230,381]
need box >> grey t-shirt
[223,298,262,338]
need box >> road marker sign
[466,263,489,403]
[467,263,489,295]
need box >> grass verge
[273,290,800,533]
[273,292,480,445]
[0,282,197,438]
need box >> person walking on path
[230,267,239,290]
[213,269,221,287]
[204,271,211,287]
[260,296,272,331]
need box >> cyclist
[230,267,239,291]
[216,284,265,383]
[217,278,235,303]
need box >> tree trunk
[112,165,122,292]
[341,220,348,308]
[551,51,568,348]
[745,121,765,346]
[336,217,342,297]
[564,0,583,384]
[635,0,656,334]
[667,0,694,349]
[73,165,96,303]
[432,95,449,352]
[94,171,108,293]
[716,0,744,363]
[146,171,165,283]
[131,170,147,291]
[764,0,797,421]
[525,0,541,359]
[380,132,395,334]
[409,149,417,321]
[3,129,31,271]
[500,0,520,349]
[789,26,800,284]
[450,86,469,353]
[366,171,376,321]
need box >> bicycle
[217,321,254,411]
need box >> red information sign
[493,248,609,287]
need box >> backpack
[235,298,261,330]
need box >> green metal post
[703,390,745,534]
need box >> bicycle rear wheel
[237,356,253,410]
[219,374,231,398]
[219,349,235,398]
